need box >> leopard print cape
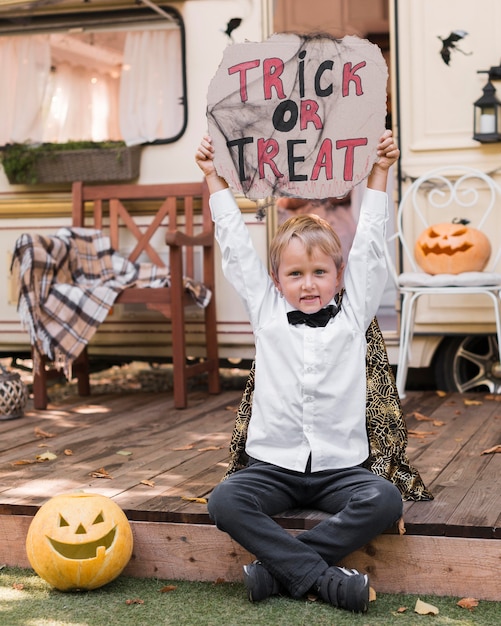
[222,316,432,501]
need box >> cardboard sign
[207,33,388,200]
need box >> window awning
[0,0,181,15]
[0,0,181,34]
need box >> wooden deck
[0,380,499,600]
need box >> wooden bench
[33,180,221,409]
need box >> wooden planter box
[33,145,142,183]
[3,144,142,184]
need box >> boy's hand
[195,136,216,176]
[195,135,216,176]
[195,136,228,193]
[374,129,400,171]
[366,130,400,192]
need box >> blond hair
[270,213,343,277]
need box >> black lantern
[473,79,501,143]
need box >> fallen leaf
[140,479,155,487]
[412,411,434,422]
[181,496,208,504]
[481,444,501,455]
[414,598,439,615]
[89,467,113,479]
[64,449,73,456]
[12,459,36,466]
[37,443,49,448]
[435,390,447,397]
[214,578,226,585]
[36,451,57,461]
[159,585,177,593]
[397,517,406,535]
[484,394,501,402]
[116,450,133,456]
[410,412,445,429]
[408,430,437,439]
[457,597,479,610]
[12,583,24,590]
[34,427,55,439]
[369,587,377,602]
[172,444,195,451]
[198,446,224,451]
[463,398,482,406]
[125,598,144,605]
[396,606,408,613]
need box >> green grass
[1,566,500,626]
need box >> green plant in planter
[0,143,40,184]
[0,141,136,184]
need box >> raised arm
[194,135,273,329]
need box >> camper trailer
[0,0,500,393]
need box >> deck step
[1,514,498,601]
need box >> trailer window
[0,5,186,147]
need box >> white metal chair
[385,166,501,396]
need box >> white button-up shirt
[210,187,388,472]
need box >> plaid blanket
[11,227,211,375]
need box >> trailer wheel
[434,335,501,393]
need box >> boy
[195,131,402,613]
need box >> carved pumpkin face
[26,492,133,591]
[414,222,491,275]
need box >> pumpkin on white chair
[414,221,491,275]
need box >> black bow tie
[287,304,339,328]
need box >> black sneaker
[318,566,369,613]
[242,561,281,602]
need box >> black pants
[208,458,403,598]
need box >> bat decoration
[438,30,471,65]
[223,17,242,41]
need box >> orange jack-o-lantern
[414,222,491,275]
[26,492,133,591]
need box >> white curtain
[119,29,183,146]
[42,63,121,143]
[91,72,121,141]
[0,35,51,144]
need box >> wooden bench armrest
[165,230,213,247]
